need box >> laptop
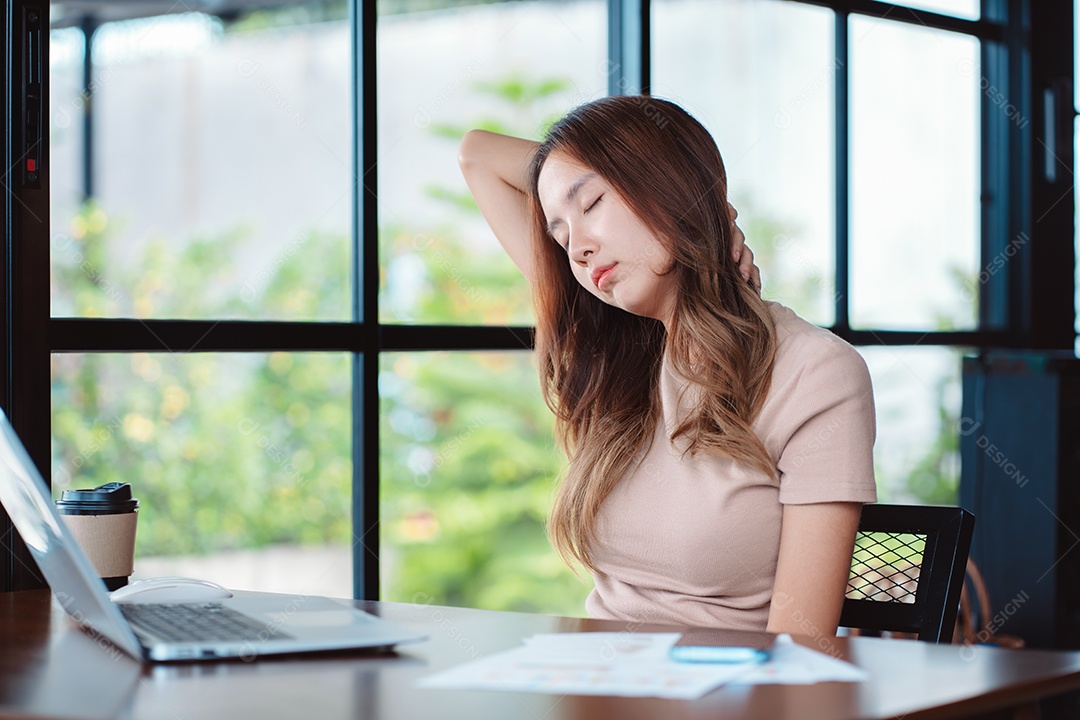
[0,410,426,661]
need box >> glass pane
[51,352,352,596]
[49,7,350,320]
[653,0,836,326]
[850,17,980,330]
[884,1,978,20]
[50,27,85,232]
[380,351,590,615]
[857,346,962,504]
[378,0,607,325]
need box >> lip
[591,264,617,290]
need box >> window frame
[1,0,1072,595]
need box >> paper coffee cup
[56,482,139,590]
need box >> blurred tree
[901,374,961,504]
[377,72,590,614]
[51,204,353,558]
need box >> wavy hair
[527,96,778,572]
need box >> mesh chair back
[840,504,975,643]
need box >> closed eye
[584,195,603,214]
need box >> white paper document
[417,632,868,700]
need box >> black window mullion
[48,319,362,352]
[979,27,1011,332]
[49,319,538,354]
[79,16,96,201]
[2,0,50,592]
[606,0,650,96]
[1026,0,1074,349]
[49,318,1014,354]
[835,9,850,332]
[788,0,1004,40]
[354,0,379,601]
[834,329,1011,346]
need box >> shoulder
[761,304,877,503]
[768,302,868,382]
[767,302,871,396]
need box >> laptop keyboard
[119,602,294,643]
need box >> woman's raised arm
[458,128,760,289]
[458,130,539,284]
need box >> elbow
[457,129,485,171]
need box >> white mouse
[110,576,234,604]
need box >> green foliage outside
[378,351,585,611]
[377,74,591,613]
[51,208,354,558]
[890,350,964,505]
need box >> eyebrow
[545,172,599,236]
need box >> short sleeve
[775,336,877,505]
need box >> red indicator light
[26,159,35,172]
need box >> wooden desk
[2,589,1079,720]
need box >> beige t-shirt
[585,302,877,629]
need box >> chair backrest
[840,504,975,643]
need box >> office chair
[840,504,975,643]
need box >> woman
[458,96,876,637]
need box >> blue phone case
[668,628,775,664]
[669,645,770,664]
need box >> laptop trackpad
[229,591,377,628]
[263,610,370,628]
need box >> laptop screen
[0,411,142,658]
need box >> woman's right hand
[458,130,539,284]
[728,203,761,294]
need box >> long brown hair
[528,96,777,572]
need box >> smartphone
[669,628,775,664]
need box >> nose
[567,227,597,265]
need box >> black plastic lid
[55,482,139,515]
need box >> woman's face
[537,152,676,325]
